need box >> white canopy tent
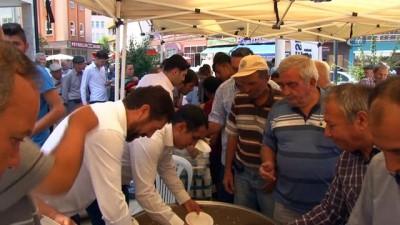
[46,54,73,61]
[73,0,400,100]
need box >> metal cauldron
[134,200,278,225]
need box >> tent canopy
[74,0,400,42]
[46,54,73,61]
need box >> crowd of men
[1,21,400,225]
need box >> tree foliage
[98,36,110,52]
[126,36,159,78]
[38,34,48,53]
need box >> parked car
[329,71,357,84]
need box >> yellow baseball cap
[231,55,269,78]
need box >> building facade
[37,0,100,61]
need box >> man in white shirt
[40,86,175,225]
[137,54,190,100]
[122,104,208,225]
[80,50,110,104]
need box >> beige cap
[231,55,269,78]
[49,63,62,71]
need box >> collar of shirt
[159,71,174,93]
[90,100,128,136]
[162,123,174,148]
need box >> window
[79,23,85,37]
[79,5,84,11]
[95,21,100,28]
[92,21,95,27]
[69,1,75,8]
[100,21,105,28]
[70,21,76,36]
[45,20,53,35]
[2,17,13,24]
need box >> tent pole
[114,0,122,101]
[120,22,128,99]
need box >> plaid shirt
[358,77,376,87]
[208,78,238,166]
[289,148,379,225]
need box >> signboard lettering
[68,41,102,50]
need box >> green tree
[38,34,48,53]
[351,35,381,80]
[126,36,159,78]
[98,36,110,52]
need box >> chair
[156,155,193,204]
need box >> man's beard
[126,130,140,142]
[126,127,147,142]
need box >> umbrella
[46,54,73,61]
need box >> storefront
[44,40,102,62]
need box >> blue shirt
[262,95,340,214]
[32,66,56,146]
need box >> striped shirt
[262,93,341,214]
[289,149,379,225]
[226,86,277,168]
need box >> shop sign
[68,41,102,50]
[346,37,366,46]
[237,37,271,44]
[207,37,236,46]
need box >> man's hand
[183,199,202,214]
[186,146,199,159]
[259,161,276,183]
[52,213,77,225]
[223,170,235,194]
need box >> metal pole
[333,40,338,83]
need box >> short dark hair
[95,50,109,60]
[123,86,174,122]
[271,71,279,79]
[202,76,222,94]
[369,76,400,108]
[163,54,190,72]
[1,23,27,43]
[172,104,208,131]
[373,63,388,73]
[363,65,373,70]
[0,41,39,114]
[368,76,400,126]
[213,52,231,67]
[230,47,254,57]
[183,69,199,86]
[198,64,212,77]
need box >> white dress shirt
[136,72,174,100]
[80,62,108,104]
[41,101,138,225]
[121,124,191,225]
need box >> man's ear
[355,111,369,130]
[175,122,187,133]
[138,104,150,120]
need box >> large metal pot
[134,200,278,225]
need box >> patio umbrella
[46,54,73,61]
